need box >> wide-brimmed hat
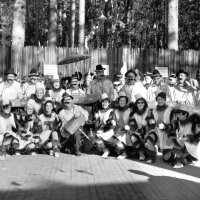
[51,74,60,82]
[134,93,144,101]
[62,92,73,101]
[101,93,109,101]
[29,68,39,77]
[152,69,162,77]
[169,73,176,78]
[144,72,152,77]
[176,69,188,77]
[95,64,105,72]
[5,68,17,76]
[177,104,190,114]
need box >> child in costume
[39,98,62,157]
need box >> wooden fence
[0,46,200,80]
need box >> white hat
[177,104,190,113]
[52,74,60,82]
[35,82,45,92]
[135,93,143,101]
[2,98,11,107]
[101,93,109,101]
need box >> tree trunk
[78,0,85,52]
[11,0,26,76]
[48,0,57,46]
[12,0,26,47]
[70,0,76,48]
[168,0,178,50]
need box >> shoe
[173,163,184,168]
[139,156,145,161]
[0,155,5,160]
[117,152,127,160]
[54,152,59,158]
[31,152,37,156]
[101,149,110,158]
[49,150,53,156]
[146,159,153,164]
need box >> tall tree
[48,0,57,46]
[78,0,85,51]
[168,0,178,50]
[70,0,76,48]
[12,0,26,47]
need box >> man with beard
[0,68,23,102]
[170,69,196,106]
[119,69,146,103]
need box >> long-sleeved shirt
[58,104,89,130]
[87,77,114,101]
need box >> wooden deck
[0,153,200,200]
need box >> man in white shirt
[0,68,22,102]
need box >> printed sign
[102,65,109,76]
[155,67,168,77]
[44,64,58,75]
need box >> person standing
[87,64,114,101]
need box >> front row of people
[0,90,200,169]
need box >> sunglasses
[137,102,144,104]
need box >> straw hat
[134,93,143,101]
[101,93,109,101]
[51,74,60,83]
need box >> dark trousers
[61,130,81,154]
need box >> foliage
[0,0,199,50]
[0,0,13,46]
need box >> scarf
[30,94,45,104]
[156,104,168,112]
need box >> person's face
[137,100,145,110]
[6,74,15,84]
[178,111,188,121]
[145,76,152,84]
[53,81,60,89]
[195,123,200,134]
[35,90,44,99]
[102,99,109,109]
[119,97,127,107]
[156,96,165,106]
[71,79,78,88]
[63,98,73,109]
[85,76,92,86]
[3,105,11,114]
[96,70,104,79]
[45,102,53,114]
[153,76,161,85]
[169,77,177,85]
[114,84,120,91]
[26,107,34,115]
[30,76,37,84]
[126,73,135,85]
[178,73,187,82]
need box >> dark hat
[125,69,137,78]
[71,74,79,82]
[152,69,162,77]
[176,69,188,77]
[156,92,166,101]
[95,64,105,72]
[170,73,176,78]
[144,72,152,77]
[62,92,73,101]
[5,68,17,76]
[29,68,39,77]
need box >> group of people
[0,64,200,169]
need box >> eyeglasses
[137,102,144,104]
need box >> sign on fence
[44,64,58,76]
[155,67,169,77]
[102,65,109,76]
